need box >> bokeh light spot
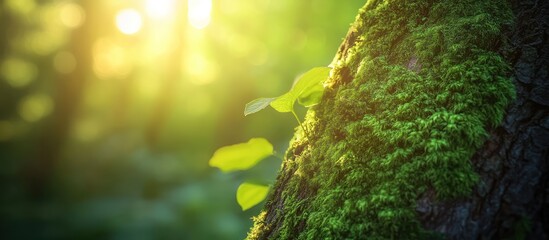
[116,9,142,35]
[145,0,175,19]
[59,2,85,28]
[0,57,38,88]
[4,0,36,16]
[18,94,54,122]
[73,119,101,142]
[188,0,212,29]
[93,38,131,79]
[23,24,65,56]
[185,53,216,85]
[53,51,77,74]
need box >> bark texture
[419,0,549,238]
[248,0,548,239]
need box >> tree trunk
[24,0,97,199]
[248,0,548,239]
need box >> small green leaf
[209,138,273,172]
[269,92,295,113]
[269,67,330,112]
[291,67,331,97]
[244,98,275,116]
[237,182,269,211]
[298,83,324,107]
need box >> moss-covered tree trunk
[248,0,548,239]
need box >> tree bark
[248,0,548,239]
[418,0,549,238]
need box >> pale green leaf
[298,83,324,107]
[237,182,269,211]
[269,67,330,112]
[244,98,275,116]
[269,92,294,113]
[209,138,273,172]
[291,67,330,96]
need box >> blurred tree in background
[0,0,363,239]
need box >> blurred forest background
[0,0,363,239]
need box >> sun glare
[115,9,142,35]
[188,0,212,29]
[145,0,175,19]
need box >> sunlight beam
[188,0,212,29]
[145,0,175,19]
[115,9,142,35]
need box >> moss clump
[249,0,515,239]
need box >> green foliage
[246,66,331,115]
[237,182,270,211]
[244,98,276,116]
[209,138,273,172]
[0,0,366,238]
[246,67,331,138]
[213,67,330,211]
[249,0,516,239]
[270,67,331,112]
[208,138,274,210]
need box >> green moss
[249,0,515,239]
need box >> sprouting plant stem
[291,110,311,139]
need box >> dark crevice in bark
[336,27,359,66]
[418,0,549,238]
[258,161,296,239]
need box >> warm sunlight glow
[59,2,85,28]
[186,53,216,85]
[143,27,175,58]
[145,0,175,19]
[188,0,212,29]
[115,9,142,35]
[93,38,131,79]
